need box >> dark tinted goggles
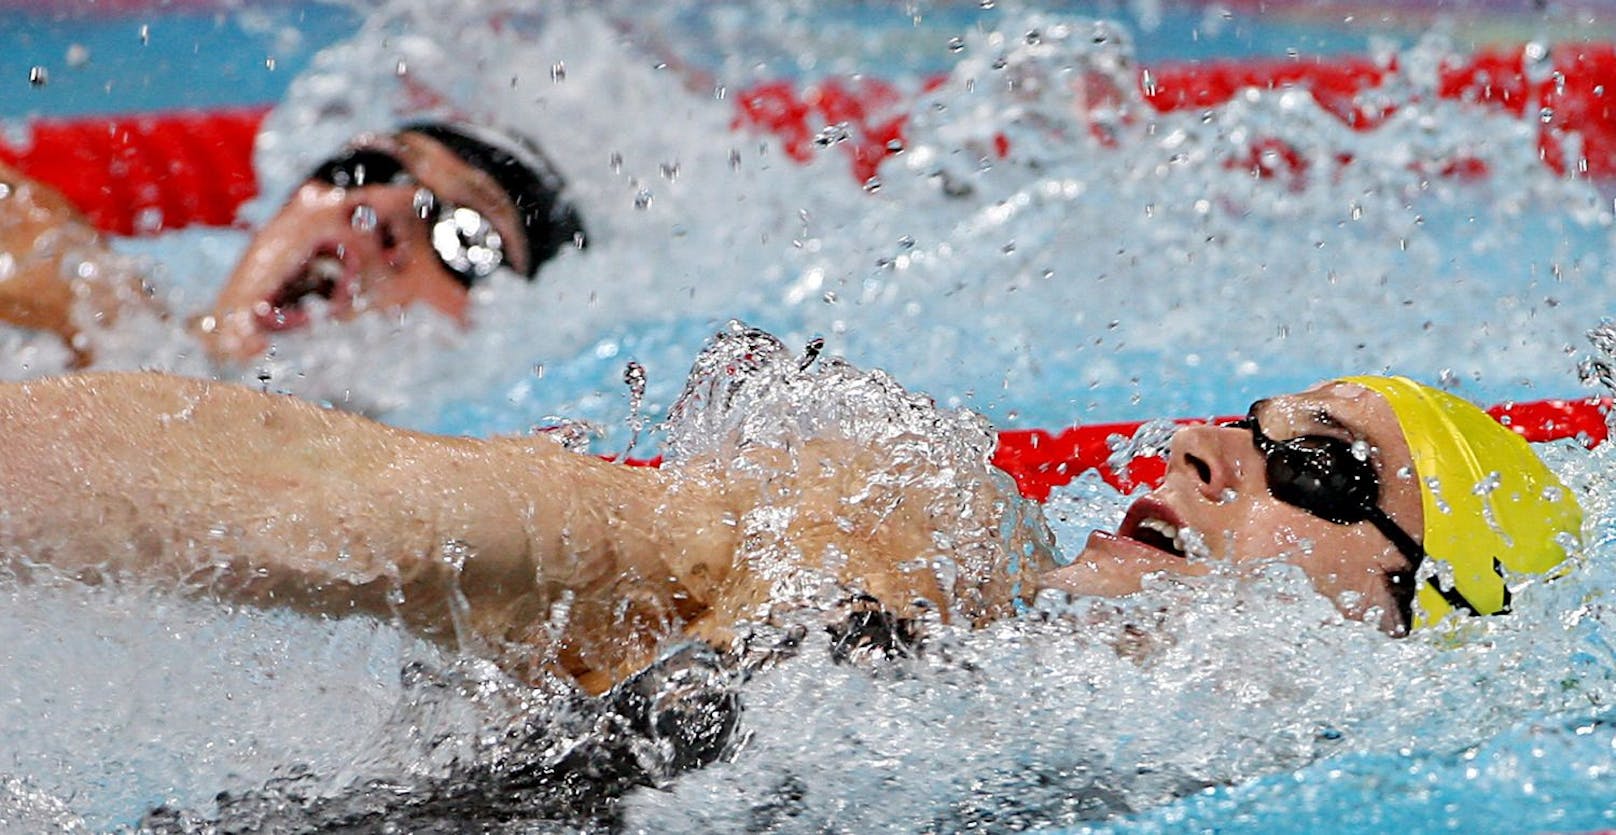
[1228,402,1426,568]
[309,147,508,287]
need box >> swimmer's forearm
[0,373,737,660]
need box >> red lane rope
[9,45,1616,235]
[991,396,1612,501]
[0,105,268,235]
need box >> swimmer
[0,121,584,365]
[0,359,1581,694]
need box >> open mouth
[257,248,352,333]
[1117,497,1192,559]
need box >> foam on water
[5,1,1616,831]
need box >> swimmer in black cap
[0,122,583,365]
[203,122,585,360]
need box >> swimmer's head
[203,121,585,361]
[1042,376,1581,636]
[1338,375,1583,630]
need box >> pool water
[5,1,1616,832]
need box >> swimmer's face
[1040,382,1424,635]
[199,131,531,361]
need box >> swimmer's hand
[0,160,157,365]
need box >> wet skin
[200,131,532,362]
[1038,381,1424,635]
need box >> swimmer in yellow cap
[1044,376,1583,635]
[0,369,1584,691]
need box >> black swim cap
[401,121,586,278]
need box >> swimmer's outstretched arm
[0,372,741,691]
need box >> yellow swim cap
[1339,376,1582,629]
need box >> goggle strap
[1366,506,1493,619]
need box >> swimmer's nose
[348,186,425,264]
[1166,423,1250,502]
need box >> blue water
[11,0,1616,120]
[5,2,1616,833]
[0,3,359,118]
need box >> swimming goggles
[308,147,509,288]
[1229,402,1427,569]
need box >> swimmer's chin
[1036,530,1212,599]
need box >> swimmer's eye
[308,148,412,189]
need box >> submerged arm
[0,372,739,691]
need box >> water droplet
[64,44,89,68]
[27,66,47,87]
[134,206,164,234]
[634,189,653,210]
[138,24,149,45]
[728,149,741,170]
[609,151,622,173]
[550,61,566,83]
[814,123,852,147]
[978,0,995,8]
[863,176,882,193]
[264,57,276,71]
[411,188,435,219]
[395,59,408,77]
[947,36,965,53]
[350,205,378,231]
[619,361,648,460]
[798,337,824,370]
[660,161,680,181]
